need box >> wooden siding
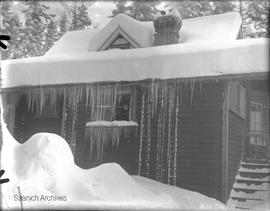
[177,82,223,200]
[136,81,224,201]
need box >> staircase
[227,162,270,210]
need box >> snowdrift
[1,120,226,210]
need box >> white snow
[1,38,268,88]
[87,13,155,51]
[86,120,138,127]
[45,12,242,55]
[132,176,226,210]
[0,116,227,210]
[46,28,99,55]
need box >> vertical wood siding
[136,81,224,201]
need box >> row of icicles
[6,79,200,178]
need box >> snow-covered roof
[2,38,268,89]
[46,12,242,55]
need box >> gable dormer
[97,26,141,51]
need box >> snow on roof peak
[87,13,154,51]
[46,12,242,56]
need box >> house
[1,11,269,208]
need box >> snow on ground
[1,117,227,210]
[132,176,226,210]
[1,38,268,89]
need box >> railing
[245,130,269,161]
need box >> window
[229,81,246,118]
[93,92,132,121]
[107,34,134,50]
[250,102,262,131]
[115,93,131,120]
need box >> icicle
[146,95,151,177]
[70,101,78,155]
[156,89,162,181]
[85,121,138,161]
[167,86,173,184]
[138,93,145,175]
[190,79,195,105]
[173,93,179,186]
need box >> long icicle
[138,93,145,176]
[146,93,151,177]
[167,86,173,184]
[173,89,179,186]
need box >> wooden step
[233,182,270,191]
[241,162,270,168]
[239,167,270,174]
[230,189,269,201]
[236,174,270,182]
[228,198,267,209]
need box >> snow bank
[2,38,268,88]
[1,118,227,210]
[132,176,226,210]
[1,131,178,210]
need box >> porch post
[221,82,229,203]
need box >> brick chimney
[153,9,182,46]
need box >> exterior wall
[227,111,245,198]
[136,81,224,201]
[11,80,226,202]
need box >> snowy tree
[111,1,159,21]
[44,18,59,52]
[245,1,269,37]
[59,12,69,37]
[0,1,22,59]
[21,1,54,57]
[69,2,92,31]
[111,0,128,17]
[212,1,235,15]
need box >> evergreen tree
[111,0,159,21]
[166,1,213,19]
[21,1,54,57]
[59,12,68,37]
[0,1,22,59]
[212,1,235,14]
[111,0,129,17]
[245,1,269,37]
[44,18,59,52]
[69,2,92,31]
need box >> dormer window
[97,26,140,51]
[108,34,135,50]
